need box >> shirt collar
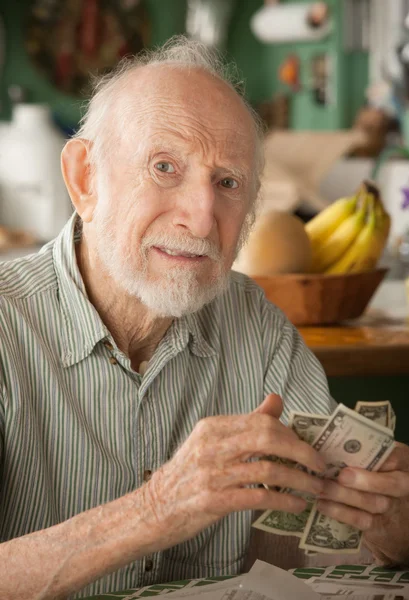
[53,214,218,367]
[53,213,110,367]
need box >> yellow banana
[325,198,390,275]
[305,195,358,249]
[309,195,368,273]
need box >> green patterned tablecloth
[82,575,235,599]
[83,564,409,599]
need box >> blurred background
[0,0,409,264]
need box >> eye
[220,177,239,189]
[155,161,176,173]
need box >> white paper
[149,561,319,600]
[244,560,320,600]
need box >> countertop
[299,280,409,377]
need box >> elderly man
[0,38,408,599]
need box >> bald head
[102,65,258,190]
[75,37,264,202]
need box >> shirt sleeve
[261,302,337,425]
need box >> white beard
[91,195,230,318]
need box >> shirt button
[145,558,153,572]
[143,469,152,482]
[103,341,114,350]
[109,356,118,365]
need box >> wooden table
[299,313,409,377]
[298,280,409,377]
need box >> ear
[61,138,97,223]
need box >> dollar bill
[253,402,395,555]
[355,400,391,430]
[391,403,396,433]
[290,412,329,445]
[299,404,395,554]
[301,503,364,555]
[252,498,314,538]
[255,412,329,536]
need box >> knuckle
[374,495,391,514]
[281,493,305,513]
[258,460,276,481]
[192,442,207,462]
[388,471,406,495]
[251,487,269,506]
[359,513,373,531]
[257,432,274,453]
[194,417,213,437]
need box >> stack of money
[253,401,396,555]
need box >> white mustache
[141,233,221,261]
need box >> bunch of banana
[305,181,391,275]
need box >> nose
[173,177,216,239]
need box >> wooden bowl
[252,268,388,326]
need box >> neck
[75,237,172,368]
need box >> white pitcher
[0,104,73,241]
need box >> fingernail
[339,468,355,485]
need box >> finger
[254,393,283,420]
[320,479,391,514]
[316,499,373,531]
[379,443,409,473]
[195,414,296,465]
[251,430,326,473]
[228,486,307,513]
[194,412,291,443]
[338,468,409,498]
[226,460,324,496]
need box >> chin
[124,273,229,317]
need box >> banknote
[253,402,396,555]
[355,400,391,430]
[290,412,329,445]
[255,412,329,536]
[262,413,329,491]
[252,498,314,538]
[299,404,395,554]
[391,403,396,432]
[301,505,362,554]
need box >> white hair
[74,35,265,212]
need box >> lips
[156,246,204,259]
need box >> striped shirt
[0,213,335,598]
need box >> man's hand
[145,394,326,550]
[317,442,409,565]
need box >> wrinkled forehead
[111,65,257,166]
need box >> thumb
[254,393,283,419]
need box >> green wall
[256,0,369,130]
[0,0,369,131]
[0,0,188,127]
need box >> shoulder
[225,270,290,339]
[0,242,57,300]
[223,270,287,323]
[195,270,288,354]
